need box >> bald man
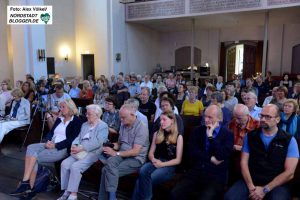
[171,105,233,200]
[225,104,299,200]
[99,104,149,200]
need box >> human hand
[103,146,117,156]
[210,156,224,165]
[152,159,165,168]
[206,121,218,137]
[45,140,55,149]
[249,186,265,200]
[234,145,242,151]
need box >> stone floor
[0,143,119,200]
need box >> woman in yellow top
[181,86,204,116]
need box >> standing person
[98,104,149,200]
[10,99,82,198]
[132,111,183,200]
[225,104,299,200]
[58,104,108,200]
[171,105,233,200]
[0,89,30,143]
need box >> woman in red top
[79,80,93,99]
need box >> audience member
[224,104,299,200]
[181,86,204,117]
[128,75,141,98]
[98,104,149,200]
[133,111,183,200]
[171,105,233,200]
[79,80,93,99]
[68,79,81,98]
[138,88,156,123]
[244,91,262,121]
[58,104,108,200]
[140,74,153,93]
[279,99,300,138]
[224,84,239,113]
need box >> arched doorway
[292,44,300,74]
[175,46,201,69]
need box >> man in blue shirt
[225,104,299,200]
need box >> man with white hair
[124,98,148,126]
[229,104,260,151]
[99,104,149,200]
[171,105,233,200]
[244,91,262,121]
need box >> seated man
[99,104,149,200]
[225,104,299,200]
[0,88,30,143]
[170,105,234,200]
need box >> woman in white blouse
[10,99,82,198]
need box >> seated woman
[21,81,36,103]
[58,104,108,200]
[132,111,183,200]
[10,99,82,197]
[79,80,94,99]
[0,88,30,143]
[279,99,300,138]
[181,86,204,117]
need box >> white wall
[0,0,13,82]
[45,0,76,78]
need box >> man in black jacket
[225,104,299,200]
[171,105,233,200]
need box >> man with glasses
[225,104,299,200]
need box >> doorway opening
[81,54,95,80]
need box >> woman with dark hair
[21,81,35,103]
[280,73,293,89]
[132,111,183,200]
[175,83,188,113]
[201,85,216,108]
[279,99,300,138]
[271,86,288,111]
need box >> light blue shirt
[69,87,81,98]
[249,105,262,121]
[128,83,141,97]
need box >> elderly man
[225,104,299,200]
[124,98,148,126]
[110,75,129,106]
[229,104,260,151]
[99,104,149,200]
[140,74,153,93]
[244,91,262,121]
[171,105,233,200]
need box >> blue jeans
[224,179,291,200]
[132,162,176,200]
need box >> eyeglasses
[259,114,277,120]
[1,83,7,86]
[105,102,114,106]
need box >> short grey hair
[233,104,249,115]
[141,87,151,96]
[124,98,139,111]
[86,104,103,118]
[247,91,257,100]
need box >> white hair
[86,104,103,118]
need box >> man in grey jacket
[99,104,149,200]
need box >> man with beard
[225,104,299,200]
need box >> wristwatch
[116,152,120,156]
[263,186,270,194]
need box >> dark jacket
[248,128,291,185]
[45,115,82,153]
[188,125,234,184]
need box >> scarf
[280,112,298,136]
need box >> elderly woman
[272,86,288,112]
[10,99,82,198]
[58,104,108,200]
[132,111,183,200]
[279,99,300,138]
[79,80,93,99]
[0,88,30,143]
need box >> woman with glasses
[278,99,300,138]
[10,99,82,199]
[58,104,108,200]
[132,111,183,200]
[0,88,30,143]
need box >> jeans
[132,162,176,200]
[224,179,291,200]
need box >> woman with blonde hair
[181,86,204,116]
[10,99,82,199]
[279,99,300,138]
[132,111,183,200]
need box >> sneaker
[10,180,32,197]
[57,194,70,200]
